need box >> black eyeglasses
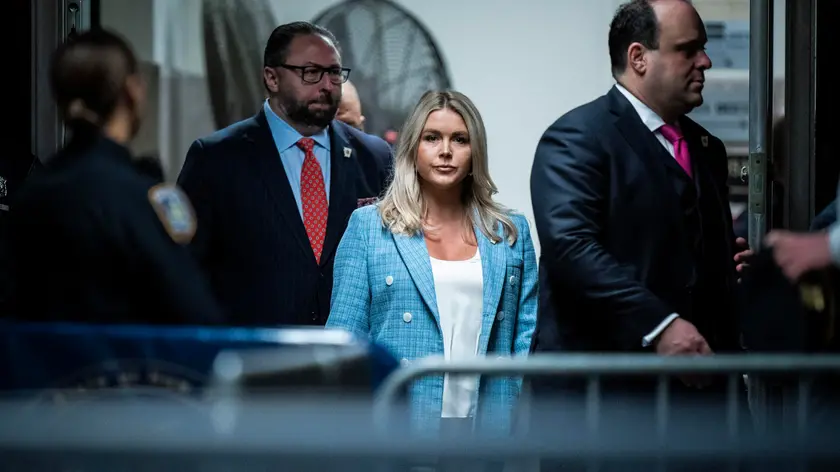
[277,64,351,85]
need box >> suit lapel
[393,231,440,325]
[609,87,690,201]
[321,123,356,266]
[476,224,506,356]
[390,221,508,352]
[246,111,313,261]
[682,120,709,185]
[682,120,737,283]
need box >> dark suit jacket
[811,198,837,231]
[530,86,740,357]
[177,111,392,326]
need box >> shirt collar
[263,100,331,152]
[615,83,668,133]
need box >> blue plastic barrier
[0,321,398,398]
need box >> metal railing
[373,353,840,434]
[0,354,838,470]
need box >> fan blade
[202,0,277,129]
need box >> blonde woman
[326,91,537,433]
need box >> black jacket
[6,136,222,325]
[0,153,41,314]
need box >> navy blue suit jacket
[530,87,739,356]
[177,110,392,326]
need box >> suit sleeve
[829,183,840,265]
[710,137,738,247]
[373,137,395,192]
[810,198,837,231]
[177,140,213,269]
[125,190,223,325]
[325,209,371,335]
[530,120,672,348]
[514,217,538,357]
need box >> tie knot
[296,137,315,153]
[659,124,683,144]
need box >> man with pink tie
[529,1,751,459]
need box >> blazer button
[385,275,394,286]
[496,311,505,321]
[403,312,412,323]
[509,276,517,285]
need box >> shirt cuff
[829,223,840,266]
[642,313,680,347]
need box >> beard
[281,92,340,129]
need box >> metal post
[31,2,63,160]
[784,0,818,230]
[746,0,774,434]
[31,1,91,161]
[747,0,773,250]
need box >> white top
[430,248,483,418]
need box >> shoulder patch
[148,184,196,244]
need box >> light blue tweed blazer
[326,204,538,432]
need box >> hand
[733,237,753,281]
[654,318,713,388]
[655,318,712,356]
[765,230,833,282]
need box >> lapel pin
[343,147,352,158]
[701,136,708,148]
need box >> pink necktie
[296,138,328,263]
[659,124,692,179]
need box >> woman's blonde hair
[378,90,517,245]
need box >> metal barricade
[373,353,840,432]
[372,354,840,469]
[0,354,838,470]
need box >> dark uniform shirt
[0,153,41,313]
[6,136,222,325]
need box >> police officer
[6,29,222,325]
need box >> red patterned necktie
[659,124,692,178]
[296,138,328,263]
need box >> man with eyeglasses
[177,21,392,326]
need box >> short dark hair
[263,21,340,67]
[50,28,138,128]
[608,0,660,78]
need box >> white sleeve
[642,313,680,347]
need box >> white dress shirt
[615,84,681,346]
